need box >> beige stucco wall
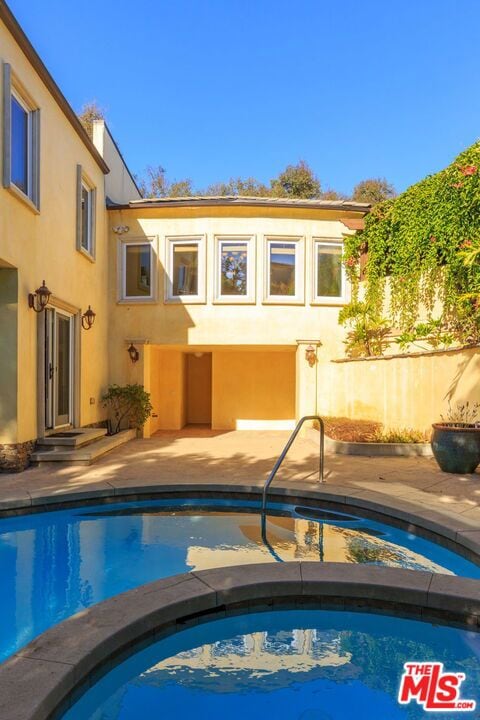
[107,207,358,396]
[0,18,110,443]
[321,346,480,433]
[92,121,141,204]
[212,350,295,430]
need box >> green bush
[102,384,153,435]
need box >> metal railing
[261,415,325,513]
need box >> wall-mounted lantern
[305,344,317,367]
[81,305,96,330]
[28,280,51,313]
[127,343,140,364]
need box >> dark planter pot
[431,423,480,474]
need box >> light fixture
[28,280,52,313]
[194,352,204,358]
[112,225,130,235]
[305,344,317,367]
[127,343,139,363]
[81,305,96,330]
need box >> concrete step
[37,427,107,450]
[31,429,136,466]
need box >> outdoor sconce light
[127,343,140,364]
[81,305,96,330]
[28,280,52,313]
[112,225,130,235]
[305,344,317,367]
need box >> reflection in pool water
[0,498,479,661]
[62,609,480,720]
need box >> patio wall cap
[0,563,479,720]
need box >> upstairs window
[264,237,304,304]
[76,166,96,259]
[313,240,344,302]
[166,237,206,303]
[121,241,155,301]
[214,236,255,303]
[3,63,40,209]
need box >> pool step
[31,429,137,466]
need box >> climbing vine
[342,142,480,355]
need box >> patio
[0,429,478,530]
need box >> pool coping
[0,563,479,720]
[1,480,479,564]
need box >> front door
[45,308,74,429]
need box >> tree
[352,177,396,205]
[270,160,321,199]
[78,101,105,139]
[321,187,347,201]
[201,177,270,197]
[138,165,193,198]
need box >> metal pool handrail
[261,415,325,512]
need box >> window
[313,240,344,302]
[3,64,40,209]
[214,236,255,303]
[75,166,96,258]
[166,237,206,303]
[264,237,304,304]
[121,242,155,301]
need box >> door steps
[31,428,136,466]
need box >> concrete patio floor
[0,429,479,529]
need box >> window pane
[172,244,198,296]
[11,95,29,194]
[220,243,248,296]
[317,244,342,297]
[125,245,151,297]
[81,185,90,251]
[269,243,295,296]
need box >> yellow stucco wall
[107,209,357,393]
[0,19,109,443]
[212,350,295,430]
[322,347,480,433]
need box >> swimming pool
[61,608,480,720]
[0,497,478,662]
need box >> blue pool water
[0,497,479,662]
[62,609,480,720]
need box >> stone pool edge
[0,481,479,564]
[0,563,479,720]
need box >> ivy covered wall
[342,142,480,356]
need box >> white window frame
[3,63,40,211]
[10,88,33,198]
[214,235,256,304]
[312,238,346,305]
[165,235,206,304]
[263,236,304,305]
[80,178,94,256]
[119,238,157,303]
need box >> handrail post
[262,415,326,513]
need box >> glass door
[45,309,73,429]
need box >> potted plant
[431,402,480,473]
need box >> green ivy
[343,142,480,347]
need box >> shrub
[102,384,153,435]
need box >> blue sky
[8,0,480,195]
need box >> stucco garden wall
[319,346,480,433]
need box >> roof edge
[0,0,109,174]
[108,196,371,213]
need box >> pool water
[0,498,479,662]
[62,609,480,720]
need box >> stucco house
[0,0,369,471]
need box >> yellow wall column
[295,340,321,423]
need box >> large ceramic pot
[431,423,480,474]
